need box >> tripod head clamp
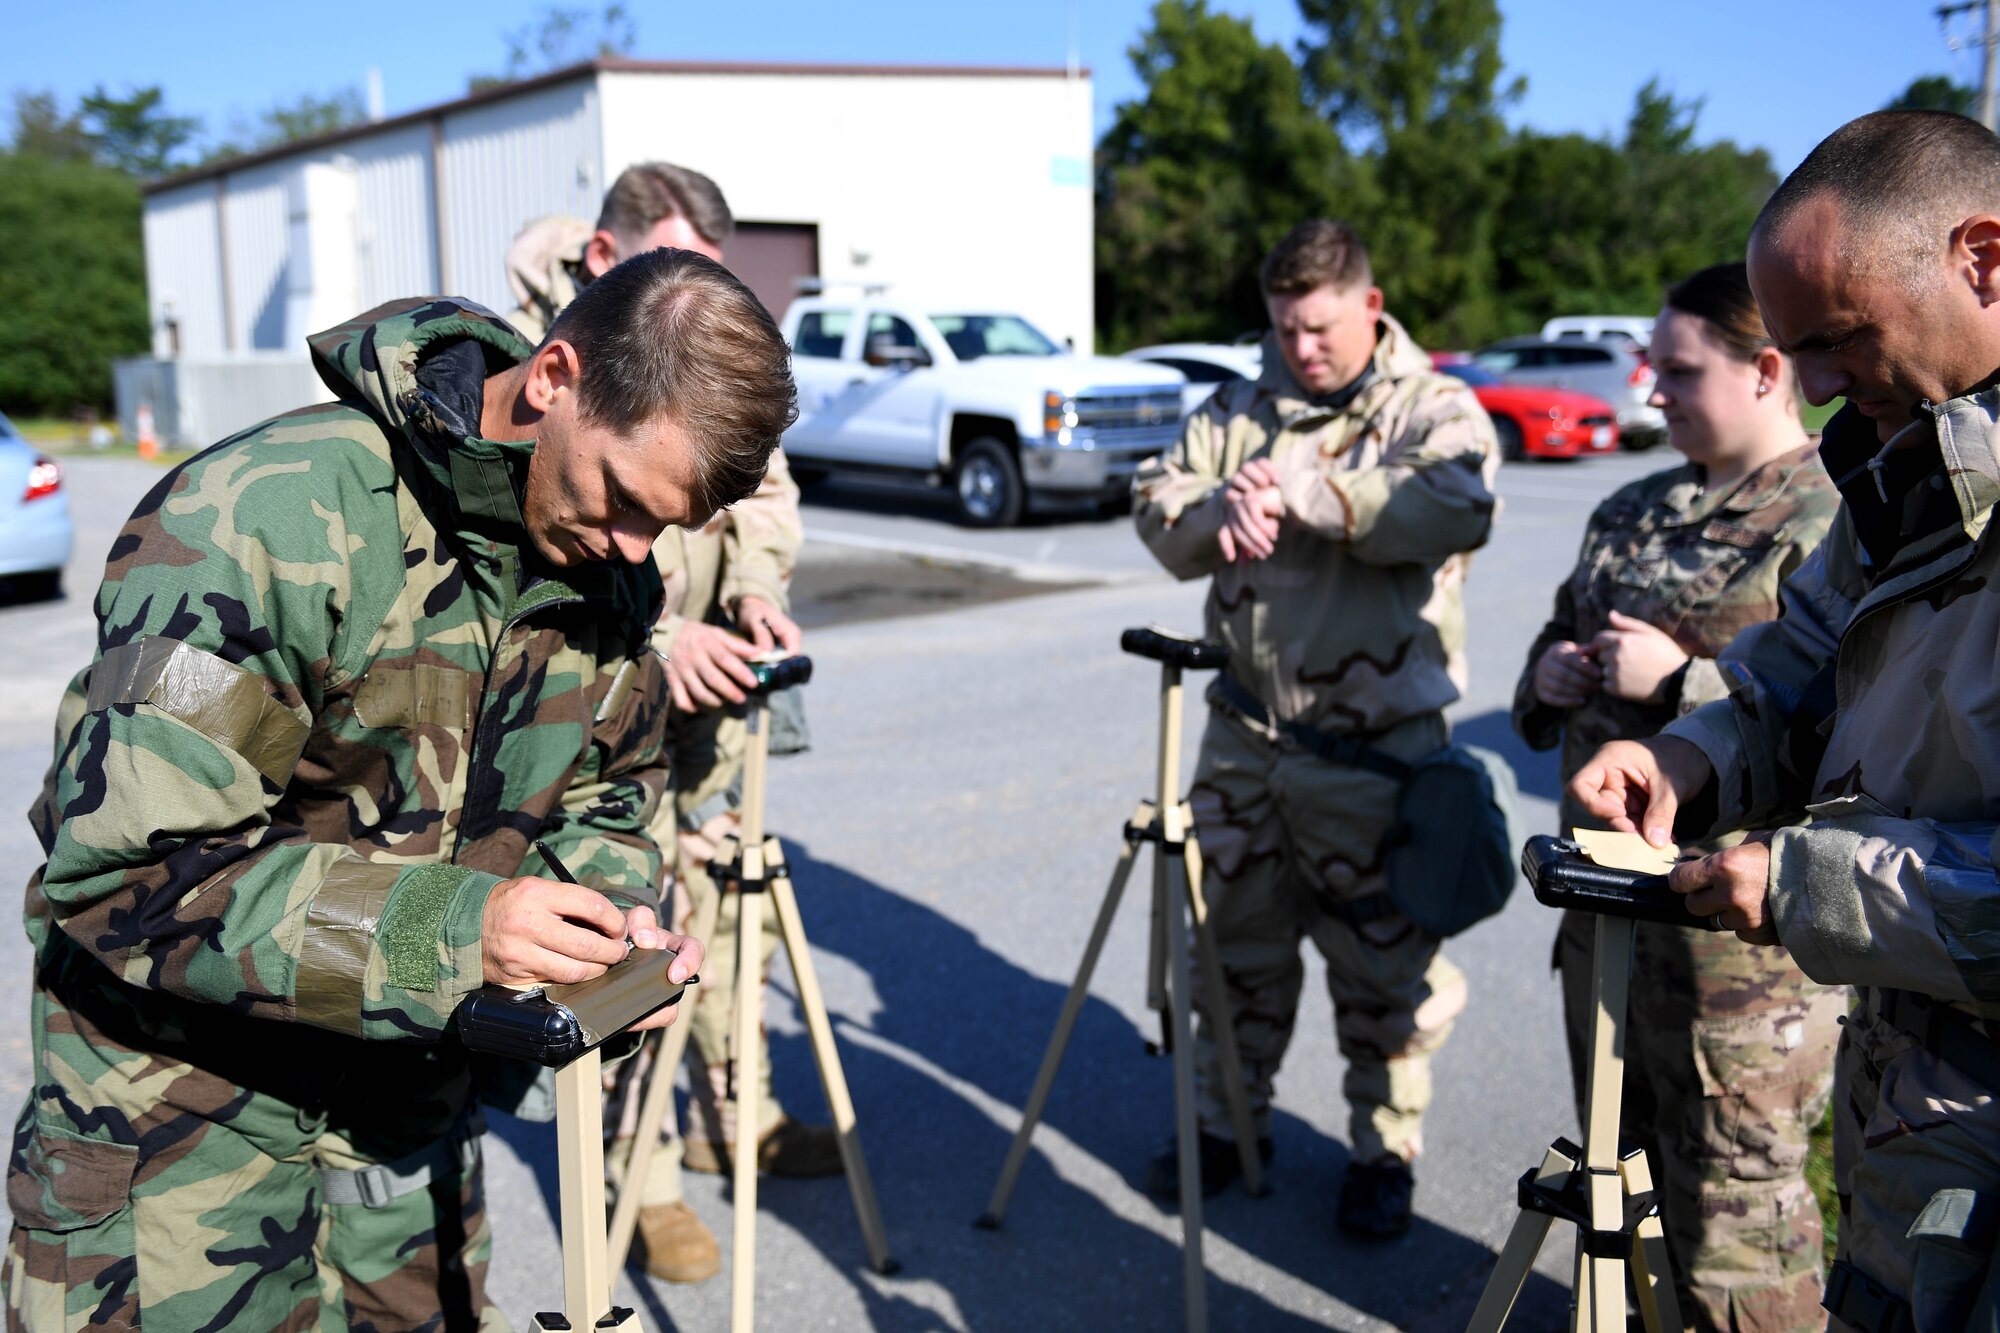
[1121,626,1228,671]
[747,653,813,696]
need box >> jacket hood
[1821,393,2000,545]
[1255,313,1438,415]
[308,297,537,528]
[505,215,594,332]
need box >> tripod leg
[554,1049,615,1329]
[1581,915,1636,1333]
[1179,817,1263,1198]
[769,860,898,1274]
[1147,805,1169,1036]
[1465,1142,1572,1333]
[980,806,1153,1227]
[731,873,765,1333]
[1620,1148,1683,1333]
[606,885,722,1281]
[1164,848,1210,1333]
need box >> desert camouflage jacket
[1514,442,1837,830]
[25,297,671,1062]
[1663,398,2000,1018]
[1134,315,1499,735]
[503,214,804,653]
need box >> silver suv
[1474,338,1666,449]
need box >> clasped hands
[1567,735,1778,945]
[1533,610,1689,707]
[1215,458,1286,563]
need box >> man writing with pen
[2,247,796,1331]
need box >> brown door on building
[726,223,820,322]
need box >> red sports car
[1434,359,1621,460]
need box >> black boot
[1144,1131,1273,1205]
[1336,1156,1414,1239]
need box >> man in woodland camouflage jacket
[2,249,794,1331]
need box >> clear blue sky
[3,1,1983,173]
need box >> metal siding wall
[142,185,227,358]
[350,125,439,304]
[439,80,602,313]
[221,164,292,352]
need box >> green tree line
[1096,0,1953,353]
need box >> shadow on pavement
[1453,707,1563,806]
[488,835,1573,1329]
[800,475,1119,529]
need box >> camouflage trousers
[1186,708,1466,1165]
[1824,991,2000,1333]
[3,1108,500,1332]
[615,706,785,1208]
[1556,909,1841,1333]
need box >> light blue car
[0,411,73,600]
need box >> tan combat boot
[636,1201,721,1283]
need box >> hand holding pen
[476,839,702,996]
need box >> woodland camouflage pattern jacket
[1134,315,1500,735]
[16,298,671,1167]
[1664,397,2000,1021]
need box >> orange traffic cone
[136,403,158,460]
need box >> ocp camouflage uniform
[3,299,671,1330]
[506,215,809,1197]
[1133,315,1499,1166]
[1514,443,1843,1331]
[1661,398,2000,1331]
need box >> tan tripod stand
[978,627,1265,1333]
[606,658,896,1332]
[537,1047,641,1330]
[1467,912,1682,1333]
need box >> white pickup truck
[777,296,1187,526]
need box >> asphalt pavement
[0,445,1674,1331]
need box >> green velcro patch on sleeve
[381,865,469,991]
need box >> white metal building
[126,58,1095,445]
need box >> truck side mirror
[865,334,932,370]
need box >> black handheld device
[748,654,813,695]
[1120,625,1229,671]
[1520,834,1724,930]
[455,946,690,1067]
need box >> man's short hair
[1261,220,1373,296]
[549,248,796,514]
[1757,110,2000,283]
[595,162,735,249]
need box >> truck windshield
[930,314,1060,360]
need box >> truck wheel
[952,437,1024,527]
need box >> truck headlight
[1044,391,1079,444]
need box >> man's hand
[1668,835,1778,945]
[734,594,802,655]
[1533,640,1602,708]
[480,881,704,1030]
[1568,735,1713,847]
[620,904,705,1032]
[1216,458,1285,563]
[665,620,762,712]
[1591,610,1691,704]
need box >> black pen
[533,838,580,884]
[534,839,635,955]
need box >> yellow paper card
[1571,828,1679,875]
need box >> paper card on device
[1571,828,1680,875]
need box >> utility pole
[1939,0,2000,130]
